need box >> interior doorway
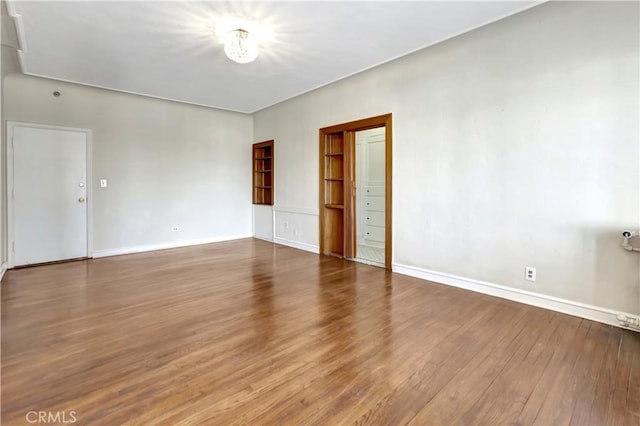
[8,122,93,267]
[319,114,392,269]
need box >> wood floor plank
[348,299,499,426]
[408,303,559,425]
[606,327,633,426]
[1,238,638,425]
[455,311,561,425]
[180,277,482,425]
[531,319,591,425]
[586,327,624,425]
[304,296,506,426]
[626,331,640,426]
[569,322,617,426]
[514,314,583,425]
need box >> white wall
[254,1,640,314]
[4,74,253,254]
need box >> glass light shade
[224,29,258,64]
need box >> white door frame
[7,121,93,268]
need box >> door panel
[365,211,385,227]
[13,126,88,266]
[364,196,385,212]
[364,225,385,244]
[364,186,385,197]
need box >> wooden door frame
[6,121,94,268]
[319,113,392,269]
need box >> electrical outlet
[525,266,536,282]
[100,179,108,188]
[171,226,179,232]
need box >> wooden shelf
[324,204,344,210]
[253,140,274,205]
[321,133,346,257]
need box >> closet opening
[318,114,392,269]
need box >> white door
[12,125,88,266]
[355,127,385,266]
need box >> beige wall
[254,1,640,314]
[4,75,254,253]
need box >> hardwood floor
[1,238,638,425]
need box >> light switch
[100,179,108,188]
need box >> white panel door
[355,127,385,265]
[13,125,88,266]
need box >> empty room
[1,0,639,424]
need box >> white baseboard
[354,257,385,268]
[273,237,320,254]
[253,235,274,242]
[93,234,253,258]
[392,262,638,331]
[0,262,7,283]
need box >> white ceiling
[10,1,541,113]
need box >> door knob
[78,197,86,203]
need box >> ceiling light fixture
[224,29,258,64]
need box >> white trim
[4,0,17,17]
[272,207,276,242]
[16,50,26,74]
[7,121,94,268]
[273,205,319,216]
[5,1,27,73]
[85,130,94,259]
[273,237,320,254]
[6,114,12,267]
[23,72,251,115]
[253,235,274,243]
[251,205,255,237]
[12,14,27,53]
[5,1,26,52]
[392,262,639,331]
[0,263,7,282]
[93,234,252,258]
[355,257,385,268]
